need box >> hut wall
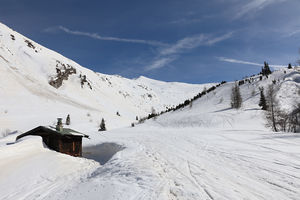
[42,135,60,152]
[59,136,82,157]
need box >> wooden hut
[16,119,89,157]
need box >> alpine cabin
[16,118,89,157]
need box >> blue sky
[1,0,300,83]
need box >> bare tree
[230,83,242,109]
[265,84,280,132]
[287,103,300,133]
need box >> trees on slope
[261,62,272,76]
[264,84,300,133]
[231,83,242,109]
[288,104,300,132]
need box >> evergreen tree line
[137,81,227,124]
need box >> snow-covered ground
[0,22,209,134]
[1,22,300,199]
[1,68,300,199]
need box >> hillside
[154,68,300,130]
[1,64,300,199]
[0,22,209,134]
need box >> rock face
[49,61,77,89]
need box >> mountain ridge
[0,22,210,133]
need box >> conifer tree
[259,87,268,110]
[66,114,70,125]
[288,63,292,69]
[99,118,106,131]
[261,62,272,76]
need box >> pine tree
[259,87,268,110]
[66,114,70,125]
[261,62,272,76]
[230,83,242,109]
[288,63,292,69]
[99,118,106,131]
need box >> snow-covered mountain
[0,22,210,133]
[1,21,300,200]
[1,66,300,200]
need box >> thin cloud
[160,34,207,56]
[45,26,168,47]
[145,33,233,71]
[206,32,233,45]
[161,32,233,56]
[145,57,176,71]
[218,57,286,68]
[234,0,286,19]
[284,29,300,37]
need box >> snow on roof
[16,126,89,141]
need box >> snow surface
[0,22,209,134]
[1,22,300,200]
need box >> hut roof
[16,126,89,141]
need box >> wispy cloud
[145,32,233,71]
[44,26,233,72]
[44,26,168,47]
[159,34,207,56]
[283,29,300,37]
[144,57,177,71]
[234,0,286,19]
[218,57,286,68]
[170,18,203,25]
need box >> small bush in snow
[99,118,106,131]
[251,89,256,97]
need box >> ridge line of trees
[137,81,227,123]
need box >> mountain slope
[1,68,299,200]
[152,68,300,130]
[0,22,209,133]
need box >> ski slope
[1,67,300,199]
